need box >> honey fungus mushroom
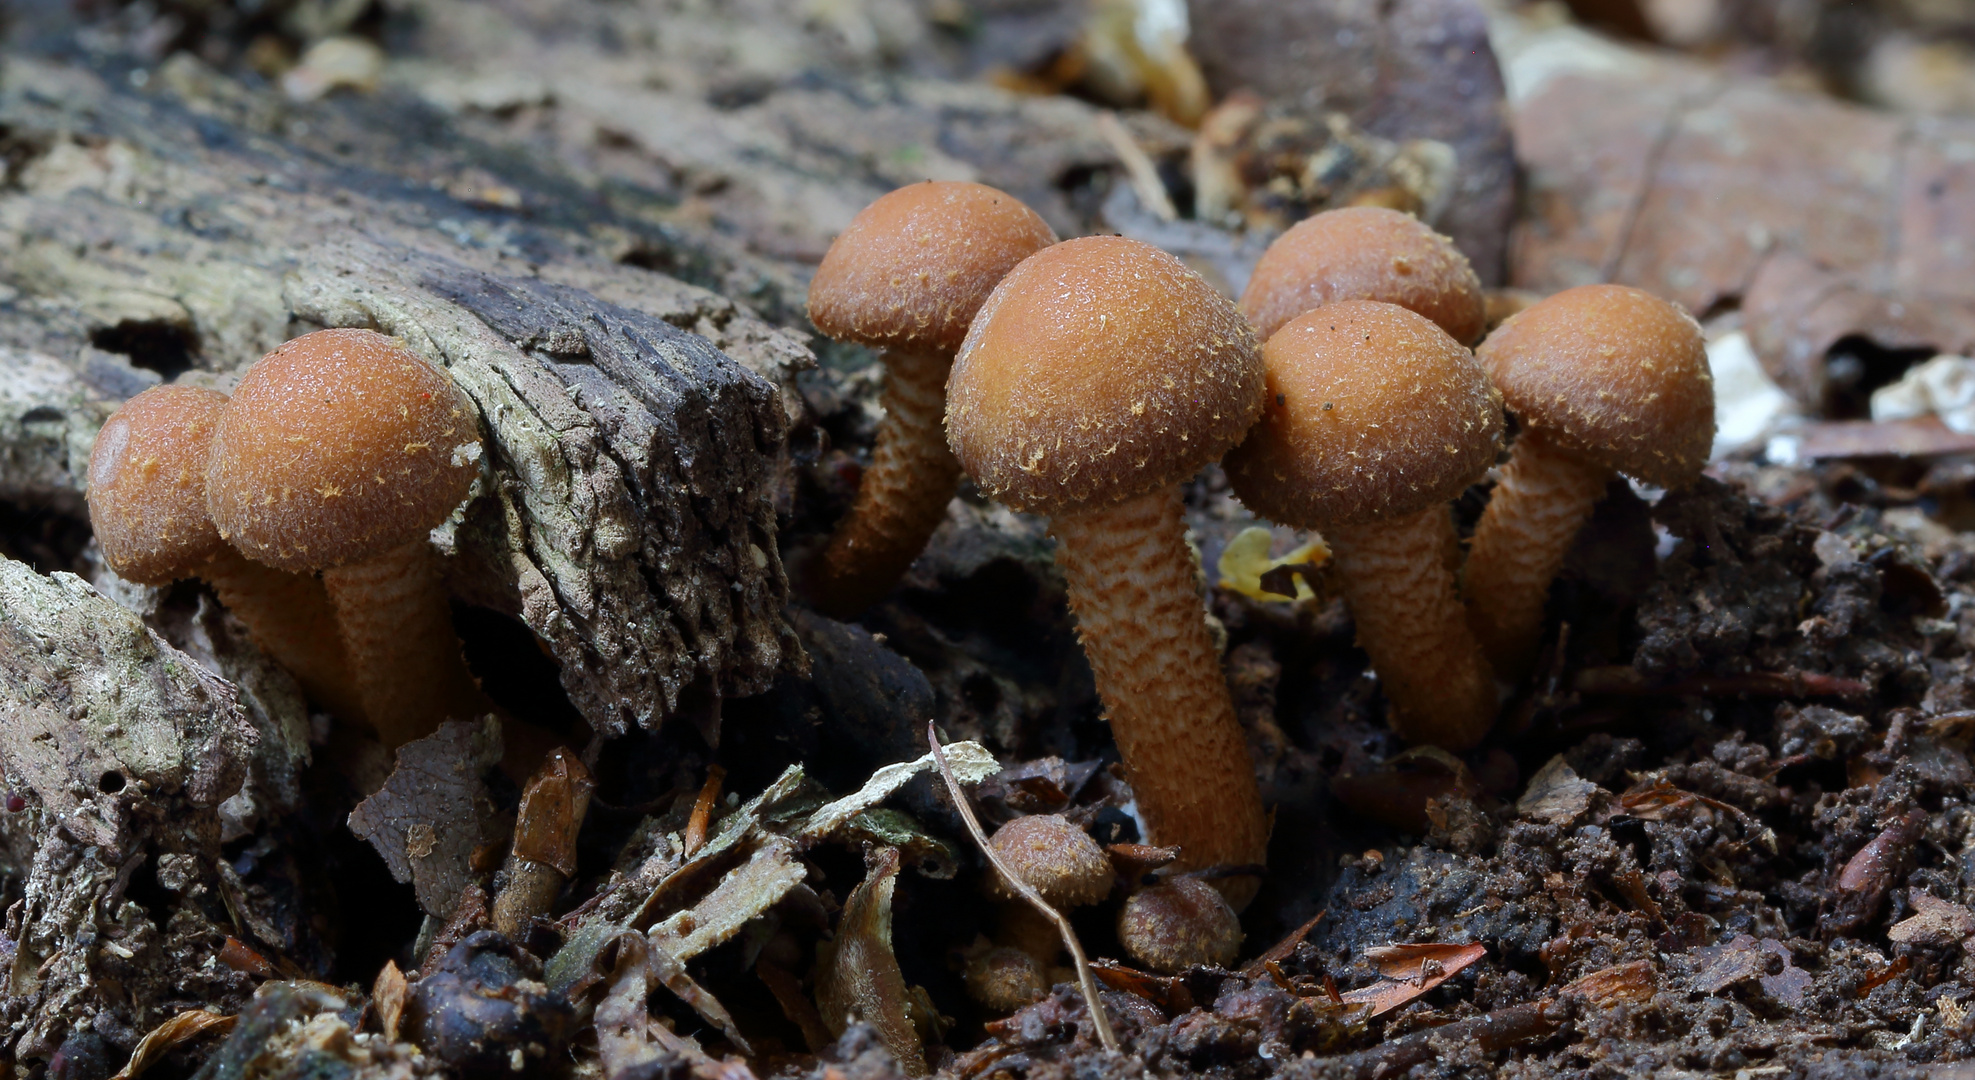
[947,235,1269,903]
[1225,301,1503,750]
[1464,285,1714,682]
[1239,206,1486,345]
[87,384,363,721]
[805,181,1056,617]
[206,328,496,748]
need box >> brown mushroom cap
[986,814,1113,908]
[1117,878,1243,973]
[947,236,1264,517]
[808,181,1059,354]
[1239,207,1485,344]
[1476,284,1714,488]
[87,385,231,585]
[207,329,481,573]
[1225,301,1503,528]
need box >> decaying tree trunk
[0,52,811,739]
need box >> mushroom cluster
[88,327,496,751]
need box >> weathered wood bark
[0,52,810,738]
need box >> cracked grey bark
[0,558,261,1060]
[0,51,808,738]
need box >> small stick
[928,722,1120,1055]
[684,765,726,857]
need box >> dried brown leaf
[348,718,504,918]
[649,835,807,963]
[110,1010,236,1080]
[511,747,595,876]
[372,960,408,1042]
[816,847,926,1076]
[1340,942,1486,1016]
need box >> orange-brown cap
[207,329,481,573]
[1225,301,1503,528]
[87,385,230,585]
[986,814,1112,908]
[946,236,1264,517]
[1240,207,1485,345]
[1477,285,1713,489]
[808,181,1058,355]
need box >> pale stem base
[1329,507,1499,750]
[323,540,496,748]
[1052,485,1268,906]
[202,546,365,724]
[812,346,964,617]
[1463,431,1613,682]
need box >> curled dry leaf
[510,747,595,876]
[372,960,409,1042]
[109,1010,236,1080]
[817,846,927,1076]
[1340,942,1487,1017]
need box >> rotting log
[0,51,813,738]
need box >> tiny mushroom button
[87,384,362,722]
[206,328,496,749]
[1225,301,1504,750]
[1464,285,1715,682]
[947,235,1269,905]
[805,180,1056,617]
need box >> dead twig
[928,722,1120,1055]
[1094,112,1178,222]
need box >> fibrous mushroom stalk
[1051,485,1268,904]
[1462,429,1613,680]
[199,548,366,722]
[812,345,964,616]
[1327,507,1498,750]
[322,539,493,747]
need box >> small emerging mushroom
[87,384,363,721]
[805,181,1056,617]
[1239,206,1486,345]
[1118,877,1243,973]
[947,235,1269,903]
[965,814,1112,1012]
[206,328,494,748]
[1225,302,1504,749]
[1464,285,1714,681]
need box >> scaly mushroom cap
[808,181,1058,354]
[1477,284,1714,489]
[947,236,1264,517]
[1226,301,1503,528]
[207,328,481,573]
[986,814,1113,908]
[1239,207,1485,344]
[87,385,231,585]
[1118,878,1244,973]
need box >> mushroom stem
[1328,507,1498,750]
[1462,429,1613,682]
[199,547,366,723]
[1051,485,1267,906]
[813,346,964,616]
[322,539,494,748]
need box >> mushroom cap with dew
[947,236,1265,518]
[87,385,231,585]
[1476,284,1714,489]
[1225,301,1503,528]
[1240,207,1485,344]
[985,814,1112,908]
[808,181,1058,354]
[207,328,482,574]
